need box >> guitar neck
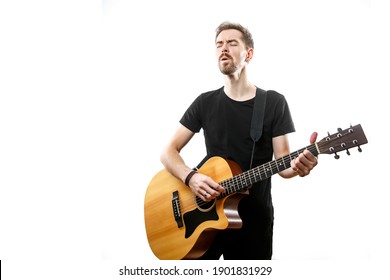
[218,143,319,198]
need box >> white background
[1,0,389,279]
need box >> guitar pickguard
[183,203,219,238]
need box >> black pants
[199,197,274,260]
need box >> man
[160,21,318,260]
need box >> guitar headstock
[317,124,368,158]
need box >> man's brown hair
[215,21,254,49]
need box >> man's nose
[221,44,228,53]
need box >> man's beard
[219,61,237,75]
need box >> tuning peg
[337,128,342,132]
[341,143,350,156]
[334,152,340,159]
[353,139,363,152]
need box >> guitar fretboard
[218,144,319,199]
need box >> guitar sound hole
[196,196,215,211]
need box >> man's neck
[223,72,256,101]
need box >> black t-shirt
[180,86,295,212]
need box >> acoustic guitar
[144,124,368,259]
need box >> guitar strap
[249,87,267,169]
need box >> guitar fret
[283,157,287,169]
[250,167,261,183]
[248,171,253,185]
[236,176,243,190]
[262,164,267,178]
[235,175,240,183]
[261,165,266,179]
[224,180,233,196]
[268,162,273,176]
[231,178,238,193]
[257,168,262,181]
[235,175,242,187]
[244,172,250,187]
[275,159,280,172]
[271,161,278,175]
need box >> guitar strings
[179,139,350,210]
[180,144,318,210]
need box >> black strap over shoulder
[249,88,267,169]
[250,88,267,142]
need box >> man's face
[215,29,250,75]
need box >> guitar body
[144,156,246,260]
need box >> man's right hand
[187,172,226,202]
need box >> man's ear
[245,48,254,62]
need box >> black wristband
[184,170,197,186]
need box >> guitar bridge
[172,191,183,228]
